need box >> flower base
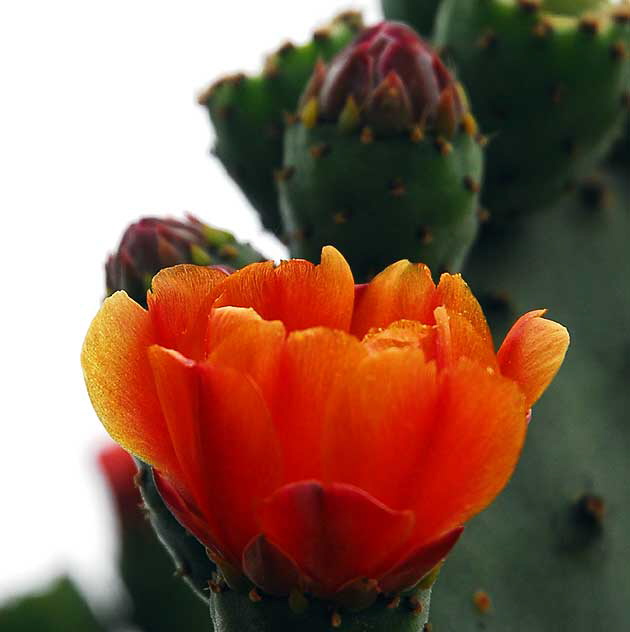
[209,586,432,632]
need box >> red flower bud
[106,216,264,306]
[310,21,467,135]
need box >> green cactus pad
[279,121,484,281]
[610,114,630,163]
[381,0,444,37]
[210,584,432,632]
[199,12,363,237]
[433,0,630,219]
[430,165,630,630]
[134,460,216,604]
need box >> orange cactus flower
[82,247,569,603]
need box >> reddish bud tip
[309,21,466,136]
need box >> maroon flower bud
[105,215,264,307]
[303,21,469,136]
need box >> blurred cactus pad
[382,0,443,36]
[0,578,104,632]
[199,12,364,237]
[430,165,630,630]
[279,21,485,282]
[432,0,630,219]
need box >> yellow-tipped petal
[498,310,570,409]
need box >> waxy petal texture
[324,348,438,511]
[351,260,436,338]
[148,264,228,360]
[498,310,570,409]
[259,481,414,596]
[410,359,527,542]
[214,246,354,333]
[82,292,177,475]
[272,328,368,481]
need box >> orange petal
[147,264,228,360]
[271,328,368,481]
[351,260,436,339]
[378,527,464,595]
[434,306,498,371]
[498,310,570,409]
[195,363,283,566]
[435,273,493,349]
[258,481,415,595]
[214,246,354,333]
[147,347,205,498]
[81,292,178,475]
[207,307,286,402]
[410,358,527,543]
[361,319,435,354]
[154,471,220,553]
[323,348,438,511]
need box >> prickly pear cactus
[430,165,630,630]
[198,12,364,237]
[106,215,264,307]
[381,0,443,36]
[610,114,630,163]
[134,459,216,604]
[279,22,485,282]
[209,586,432,632]
[433,0,630,219]
[0,578,105,632]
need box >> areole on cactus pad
[199,12,364,238]
[82,246,568,629]
[278,21,485,282]
[432,0,630,219]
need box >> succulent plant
[98,446,209,631]
[430,164,630,630]
[105,215,264,306]
[381,0,443,37]
[278,21,485,282]
[0,578,104,632]
[432,0,630,220]
[199,12,364,237]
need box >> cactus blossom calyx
[303,21,469,136]
[82,247,569,607]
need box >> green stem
[210,587,432,632]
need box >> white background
[2,0,624,615]
[0,0,381,612]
